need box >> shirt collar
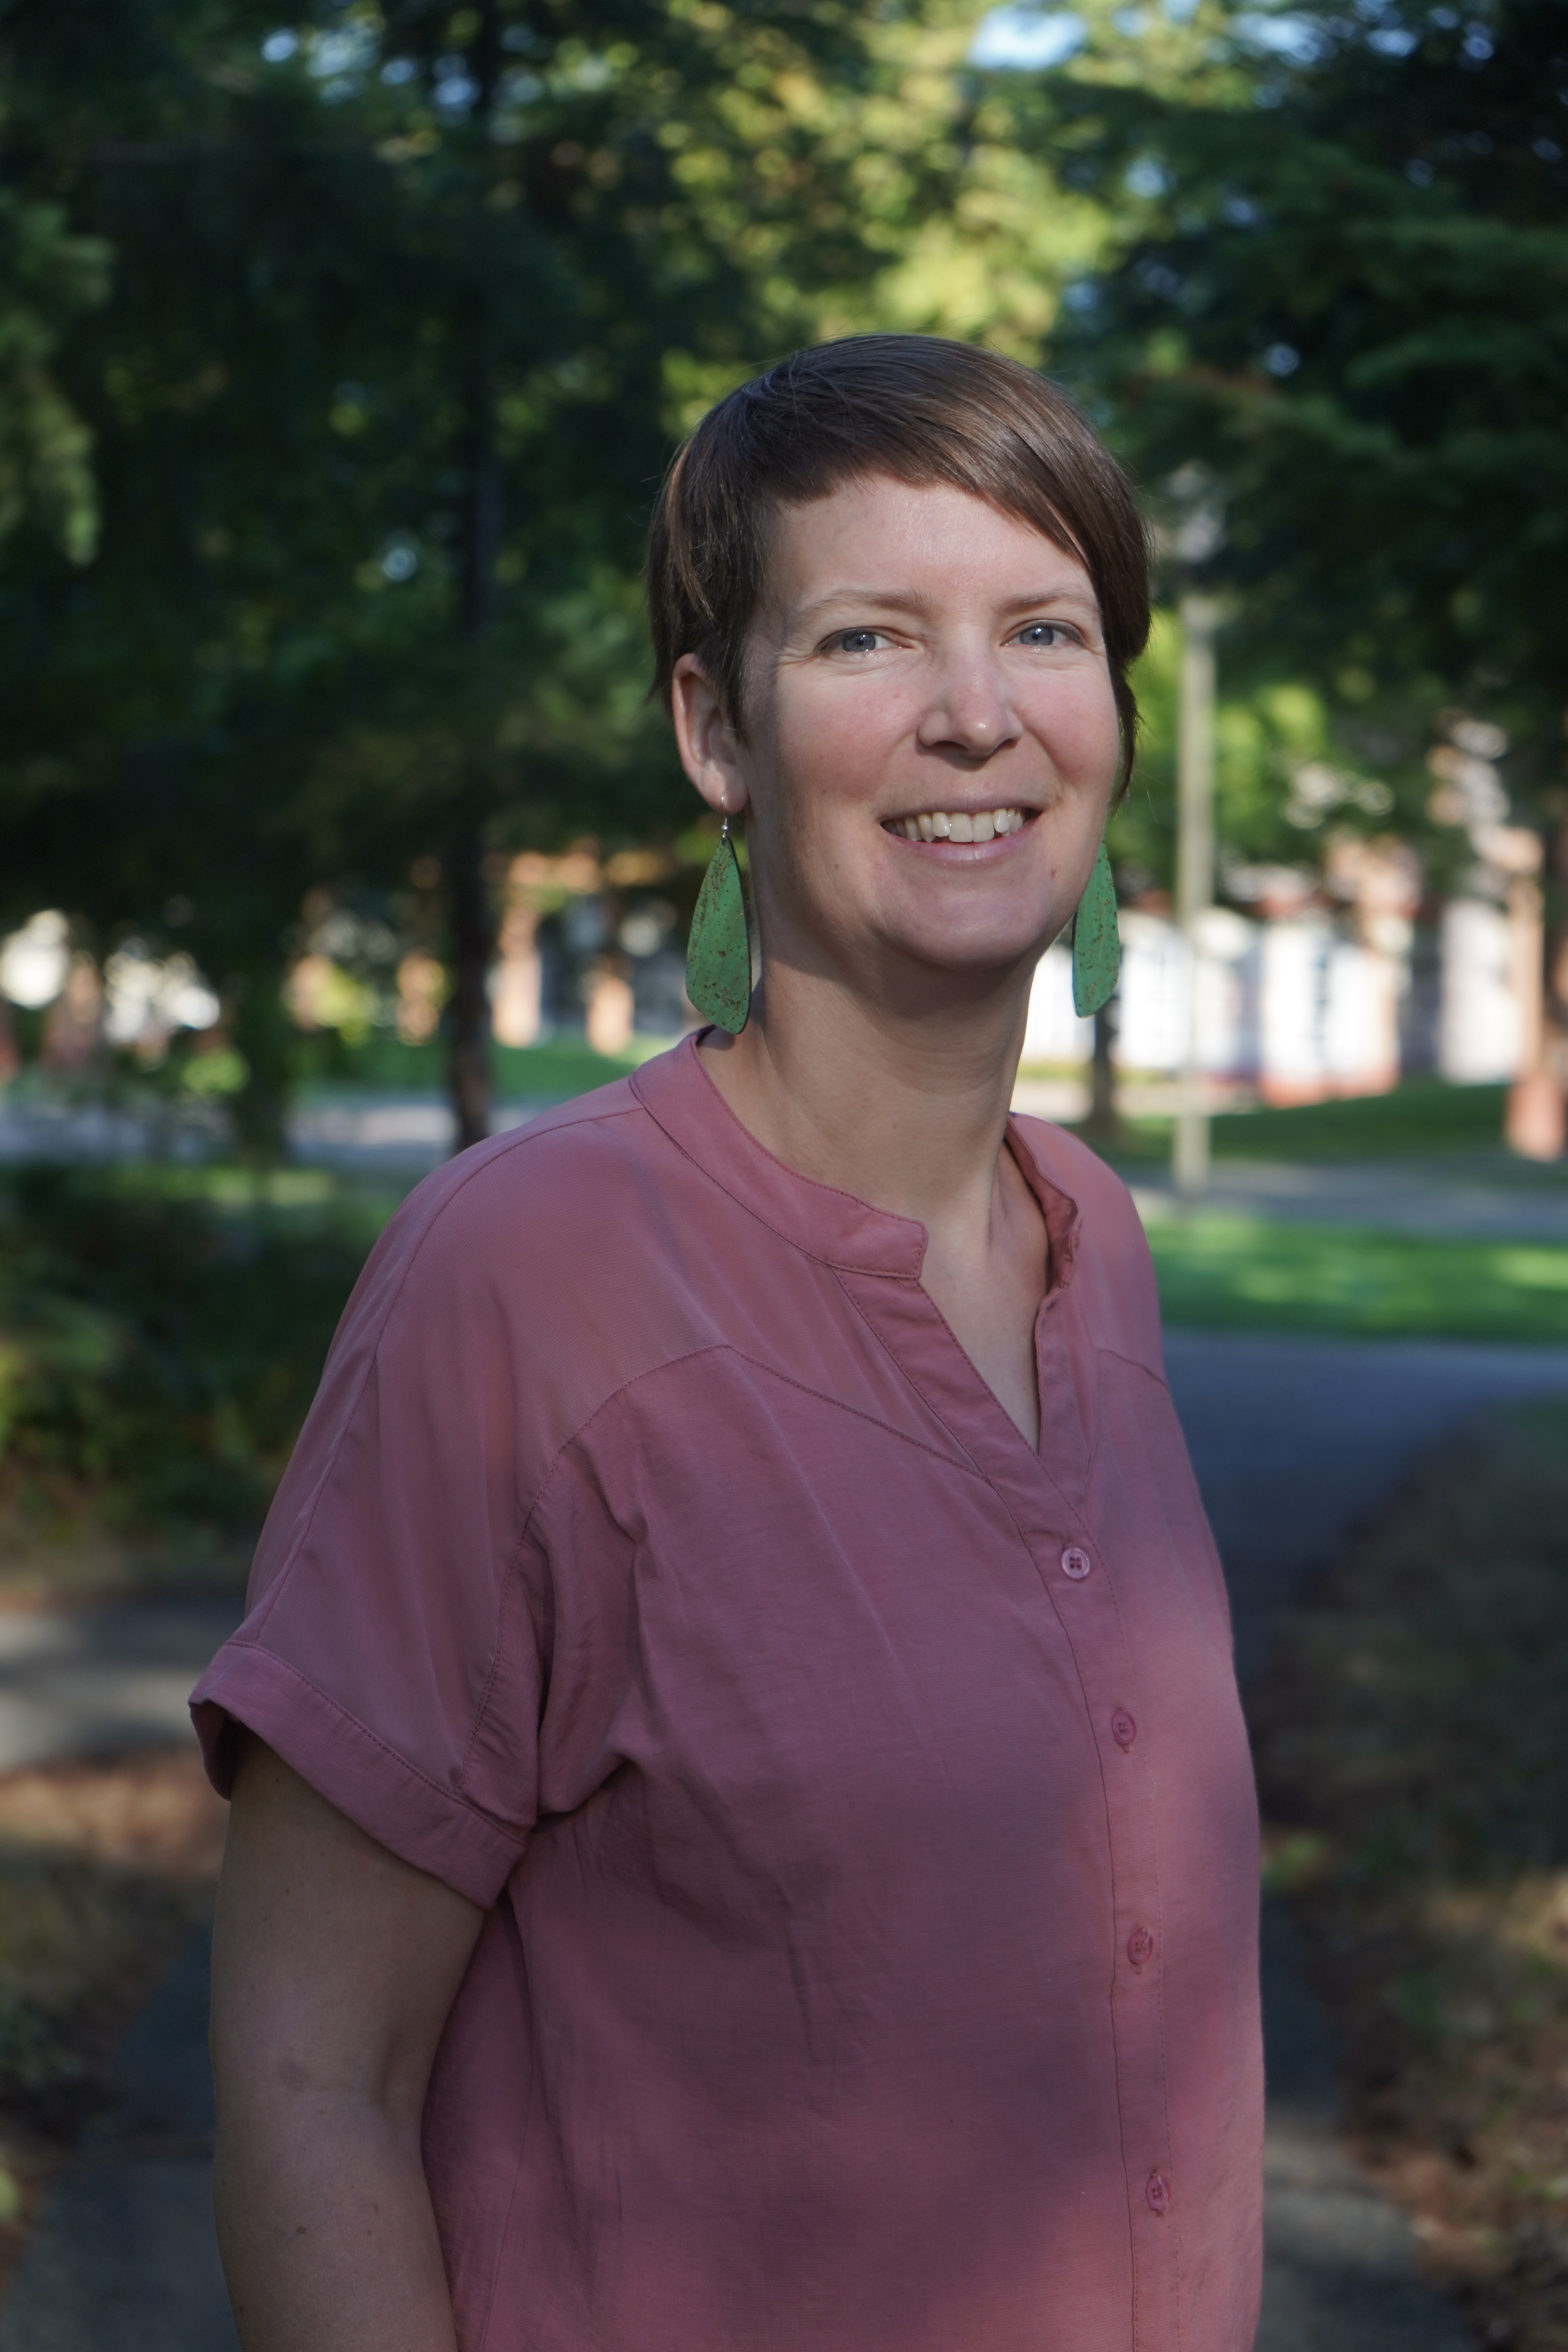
[1005,1112,1084,1312]
[632,1033,1082,1296]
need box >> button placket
[902,1267,1181,2352]
[830,1221,1188,2339]
[1023,1522,1179,2345]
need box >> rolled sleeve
[189,1157,546,1909]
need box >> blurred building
[1020,843,1543,1108]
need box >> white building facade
[1021,889,1535,1101]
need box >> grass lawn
[294,1031,666,1104]
[1252,1396,1568,2352]
[1071,1077,1521,1166]
[1143,1210,1568,1345]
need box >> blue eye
[835,630,883,654]
[1016,622,1067,648]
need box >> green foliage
[1025,0,1568,787]
[0,191,108,561]
[0,0,1097,1140]
[0,1993,83,2100]
[5,0,1556,1142]
[0,1167,377,1542]
[1113,606,1410,891]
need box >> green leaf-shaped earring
[1072,838,1120,1018]
[686,816,751,1034]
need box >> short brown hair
[647,334,1151,786]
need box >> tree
[1011,0,1568,756]
[975,0,1568,1139]
[0,189,107,561]
[2,0,1091,1149]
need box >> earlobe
[672,654,751,817]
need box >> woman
[196,334,1263,2352]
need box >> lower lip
[881,818,1037,862]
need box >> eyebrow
[790,583,1102,628]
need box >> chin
[875,886,1063,969]
[882,914,1059,984]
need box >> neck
[697,955,1033,1232]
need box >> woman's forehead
[761,477,1098,622]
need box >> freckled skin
[674,476,1121,1000]
[670,476,1124,1452]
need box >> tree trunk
[443,0,505,1155]
[229,956,291,1161]
[1084,998,1120,1140]
[447,833,495,1153]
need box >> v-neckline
[630,1038,1087,1488]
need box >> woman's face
[673,474,1123,1002]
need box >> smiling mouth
[880,805,1034,844]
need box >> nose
[915,639,1019,765]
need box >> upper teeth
[893,808,1026,844]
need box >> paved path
[5,1334,1568,2347]
[1164,1333,1568,2350]
[0,1940,237,2352]
[1253,1905,1474,2352]
[0,1597,244,1775]
[1137,1154,1568,1244]
[1164,1332,1568,1682]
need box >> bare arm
[210,1735,486,2352]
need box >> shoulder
[377,1074,653,1287]
[326,1065,724,1448]
[1012,1115,1166,1376]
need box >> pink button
[1145,2169,1171,2215]
[1127,1927,1154,1968]
[1060,1546,1092,1581]
[1111,1708,1137,1749]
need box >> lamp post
[1164,465,1225,1201]
[1174,593,1218,1197]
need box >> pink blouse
[192,1033,1263,2352]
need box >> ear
[671,655,751,817]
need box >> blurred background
[0,4,1564,2348]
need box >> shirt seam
[216,1643,530,1848]
[1099,1344,1174,1392]
[835,1266,1106,1532]
[458,1339,742,1797]
[456,1339,996,1795]
[1099,1349,1232,1653]
[248,1099,646,1641]
[723,1348,998,1483]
